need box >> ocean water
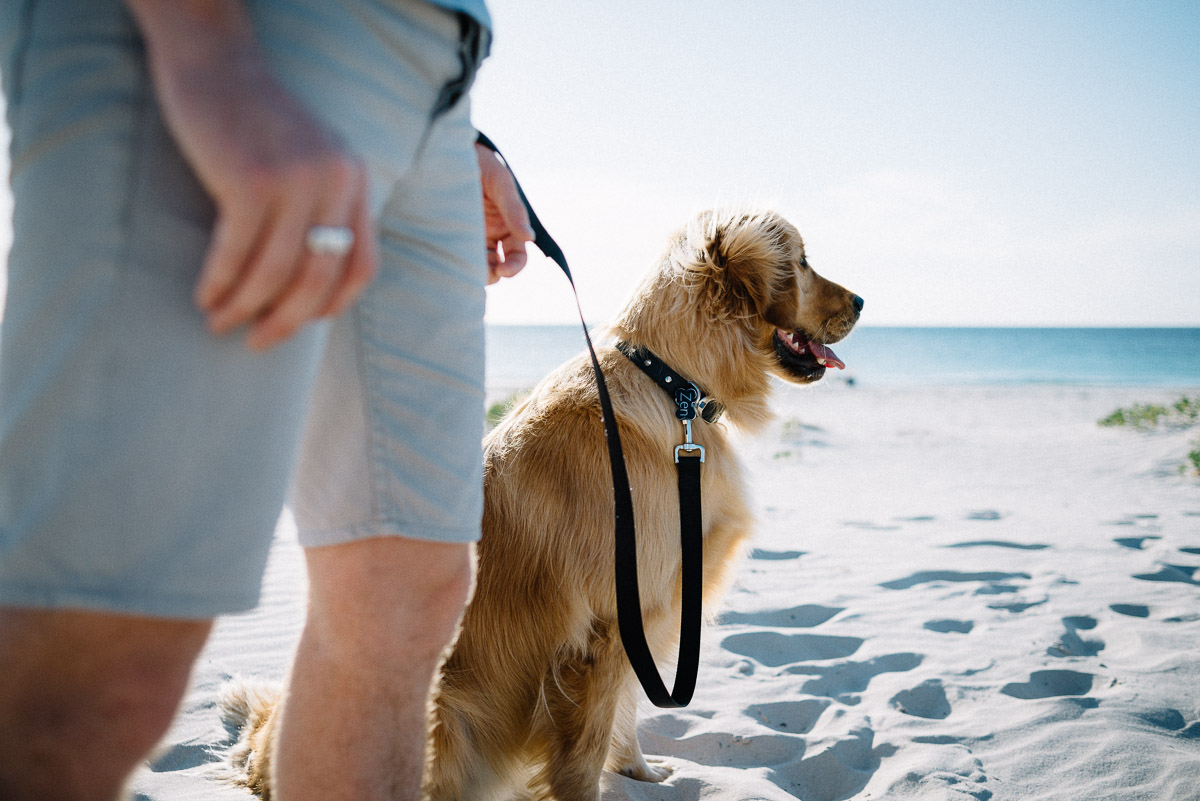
[486,325,1200,390]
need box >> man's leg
[0,608,211,801]
[272,537,473,801]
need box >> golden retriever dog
[221,208,862,801]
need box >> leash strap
[475,131,700,708]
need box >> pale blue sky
[473,0,1200,325]
[1,2,1196,327]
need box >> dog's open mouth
[773,328,845,378]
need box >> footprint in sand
[1133,709,1200,739]
[1000,669,1093,700]
[924,619,974,634]
[719,604,843,628]
[974,583,1019,595]
[890,679,952,719]
[747,699,831,734]
[1109,603,1150,618]
[1047,616,1105,658]
[722,632,864,667]
[786,653,924,700]
[880,570,1030,590]
[884,743,991,800]
[1114,536,1162,550]
[944,540,1050,551]
[988,598,1047,613]
[1138,709,1187,731]
[776,727,897,801]
[750,548,806,561]
[1133,564,1200,585]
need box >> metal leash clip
[674,384,706,463]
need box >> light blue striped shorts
[0,0,490,617]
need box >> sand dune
[132,384,1200,801]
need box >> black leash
[475,132,702,708]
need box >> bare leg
[271,536,474,801]
[0,607,211,801]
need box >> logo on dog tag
[674,386,700,420]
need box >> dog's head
[610,209,863,426]
[672,209,863,385]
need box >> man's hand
[475,143,534,284]
[127,0,378,350]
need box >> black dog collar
[616,342,725,424]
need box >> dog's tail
[218,677,284,799]
[219,676,281,735]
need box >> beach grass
[1099,395,1200,476]
[1098,395,1199,430]
[486,390,529,430]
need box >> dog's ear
[699,211,800,329]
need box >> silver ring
[305,225,355,257]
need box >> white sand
[131,383,1200,801]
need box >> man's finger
[195,208,267,312]
[489,174,533,244]
[497,233,528,275]
[206,200,313,335]
[246,250,339,350]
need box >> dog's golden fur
[222,208,860,801]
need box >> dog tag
[674,386,700,420]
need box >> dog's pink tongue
[810,342,845,370]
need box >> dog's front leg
[530,635,628,801]
[605,682,672,783]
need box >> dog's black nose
[852,295,865,313]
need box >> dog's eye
[799,257,810,271]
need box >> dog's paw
[619,757,673,783]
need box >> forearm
[124,0,259,73]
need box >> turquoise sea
[486,326,1200,389]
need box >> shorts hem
[297,518,481,549]
[0,584,259,620]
